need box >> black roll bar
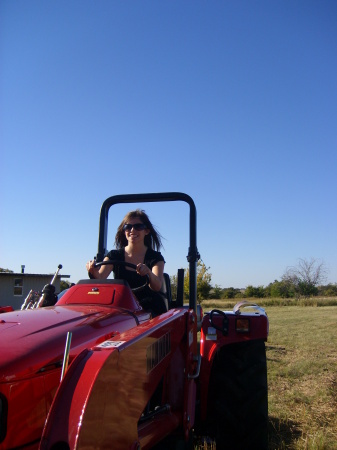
[96,192,199,312]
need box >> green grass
[197,299,337,449]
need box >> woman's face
[123,217,149,245]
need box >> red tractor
[0,192,269,450]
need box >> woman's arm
[136,261,164,291]
[86,256,113,279]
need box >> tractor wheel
[207,339,268,450]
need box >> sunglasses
[123,223,147,232]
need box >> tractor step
[138,405,180,449]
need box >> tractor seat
[160,273,172,310]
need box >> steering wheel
[94,260,150,292]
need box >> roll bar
[96,192,199,312]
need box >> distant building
[0,267,70,310]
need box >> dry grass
[196,300,337,449]
[266,305,337,449]
[201,296,337,309]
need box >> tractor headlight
[0,394,8,443]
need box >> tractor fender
[40,309,197,450]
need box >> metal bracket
[188,354,201,379]
[233,300,266,316]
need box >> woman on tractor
[86,209,167,317]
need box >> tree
[210,284,224,299]
[0,268,14,273]
[265,279,295,298]
[318,283,337,297]
[60,280,73,292]
[170,260,211,300]
[181,260,212,301]
[282,258,328,298]
[222,287,242,299]
[244,285,265,298]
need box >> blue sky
[1,0,336,288]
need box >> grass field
[198,299,337,449]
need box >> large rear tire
[207,339,268,450]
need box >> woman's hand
[137,262,164,291]
[86,257,113,279]
[136,263,151,277]
[86,260,96,273]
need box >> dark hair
[114,209,163,250]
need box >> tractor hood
[0,282,149,382]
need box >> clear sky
[1,0,336,289]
